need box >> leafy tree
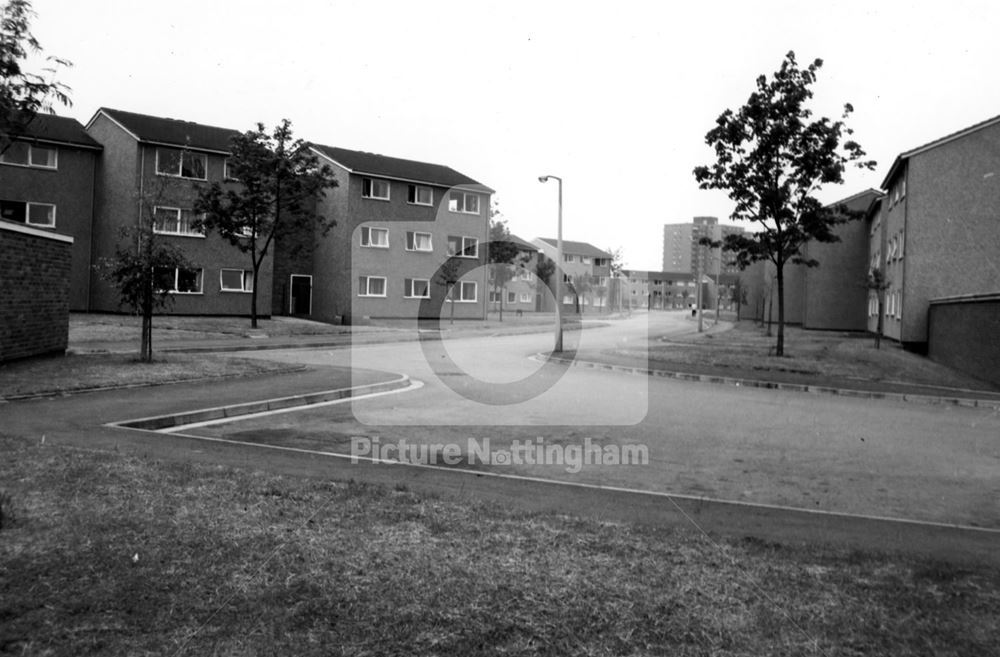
[604,246,625,313]
[865,267,891,349]
[693,51,875,356]
[97,184,191,362]
[0,0,71,156]
[437,257,461,326]
[194,120,338,328]
[534,254,556,309]
[487,218,520,321]
[569,274,591,314]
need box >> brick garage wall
[928,294,1000,387]
[0,221,72,361]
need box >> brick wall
[928,294,1000,387]
[0,221,72,361]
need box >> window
[155,267,203,294]
[360,226,389,248]
[517,269,531,281]
[224,158,238,181]
[489,290,501,303]
[407,185,433,206]
[507,291,516,304]
[448,191,480,214]
[404,278,430,299]
[448,281,477,302]
[0,142,57,169]
[358,275,387,297]
[362,178,390,200]
[563,254,574,262]
[220,269,254,292]
[405,231,432,252]
[520,293,532,303]
[0,200,56,227]
[155,148,207,180]
[582,256,592,265]
[153,207,204,236]
[447,235,478,258]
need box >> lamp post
[538,174,563,352]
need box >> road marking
[113,422,1000,536]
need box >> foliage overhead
[0,0,71,153]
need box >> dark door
[290,275,312,315]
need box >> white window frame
[448,280,477,303]
[362,178,391,201]
[360,226,389,248]
[489,290,501,303]
[152,206,206,237]
[448,191,480,215]
[0,142,58,169]
[220,269,254,293]
[25,202,56,228]
[155,147,208,181]
[405,231,433,252]
[447,235,479,258]
[519,293,532,303]
[407,185,433,206]
[156,267,204,295]
[403,278,430,299]
[224,158,238,181]
[506,290,517,304]
[358,275,387,297]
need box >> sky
[25,0,1000,270]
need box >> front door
[290,275,312,315]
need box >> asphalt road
[193,312,1000,530]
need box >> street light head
[538,175,549,183]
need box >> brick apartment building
[532,238,612,312]
[487,233,546,314]
[663,216,744,276]
[84,108,271,316]
[286,144,492,323]
[1,114,102,311]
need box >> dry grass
[0,353,299,399]
[630,320,999,392]
[1,435,997,656]
[70,313,354,343]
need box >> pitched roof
[310,143,492,191]
[535,238,612,259]
[880,112,1000,188]
[506,233,539,252]
[825,188,884,213]
[89,108,240,153]
[5,113,101,150]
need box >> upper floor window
[0,142,57,169]
[448,191,480,214]
[360,226,389,248]
[362,178,390,200]
[224,158,239,181]
[153,206,205,237]
[156,148,207,180]
[405,231,433,252]
[447,235,478,258]
[407,185,433,206]
[0,199,56,227]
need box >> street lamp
[538,174,563,352]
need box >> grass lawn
[1,435,997,656]
[70,313,356,344]
[631,318,999,392]
[0,353,299,399]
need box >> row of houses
[729,113,1000,385]
[1,108,622,359]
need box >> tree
[865,267,891,349]
[605,246,625,313]
[437,257,461,325]
[534,254,556,310]
[97,184,191,362]
[569,274,591,314]
[194,119,338,328]
[0,0,71,156]
[693,51,875,356]
[487,218,520,321]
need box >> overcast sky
[29,0,1000,270]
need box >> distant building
[662,216,744,276]
[487,233,545,313]
[533,238,612,311]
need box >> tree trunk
[875,297,884,350]
[499,283,504,322]
[450,285,455,325]
[776,268,785,356]
[250,265,259,329]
